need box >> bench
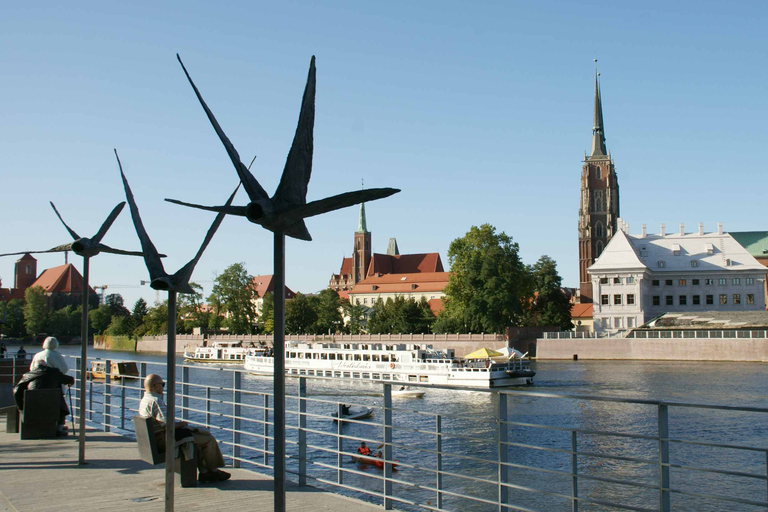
[132,415,198,487]
[20,388,61,439]
[0,383,19,433]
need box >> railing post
[436,415,443,509]
[88,372,93,421]
[120,374,126,431]
[658,404,670,512]
[74,357,82,425]
[571,431,579,512]
[181,366,189,421]
[263,394,270,467]
[498,393,508,511]
[233,371,241,468]
[205,386,212,429]
[337,402,344,486]
[104,360,111,432]
[384,383,393,510]
[298,377,307,486]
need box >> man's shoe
[213,470,231,482]
[198,471,217,483]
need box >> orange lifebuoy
[389,362,396,369]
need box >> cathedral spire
[590,62,607,158]
[357,202,368,233]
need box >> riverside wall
[536,336,768,362]
[135,333,507,358]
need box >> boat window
[354,354,362,361]
[372,355,380,361]
[362,373,370,379]
[408,375,417,382]
[363,355,370,361]
[420,376,429,382]
[372,373,380,379]
[321,353,328,360]
[381,355,389,362]
[382,374,391,380]
[343,372,351,378]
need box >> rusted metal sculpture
[116,148,239,511]
[168,54,400,512]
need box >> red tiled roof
[366,253,443,277]
[251,274,296,299]
[337,290,350,300]
[570,303,593,319]
[428,298,444,315]
[349,272,450,295]
[31,264,94,294]
[339,257,353,276]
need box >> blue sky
[2,1,767,309]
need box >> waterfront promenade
[0,426,386,512]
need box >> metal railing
[65,356,768,512]
[543,329,768,340]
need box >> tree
[178,283,210,335]
[527,255,573,330]
[367,296,436,334]
[0,299,25,338]
[259,292,274,334]
[341,299,366,334]
[105,315,134,336]
[285,293,318,334]
[437,224,532,333]
[48,305,81,336]
[105,294,130,317]
[139,301,168,335]
[314,289,344,334]
[89,304,113,335]
[131,298,149,337]
[210,263,258,334]
[23,286,49,335]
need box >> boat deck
[0,423,390,511]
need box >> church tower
[578,69,619,303]
[353,202,371,284]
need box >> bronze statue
[115,149,239,294]
[166,55,400,241]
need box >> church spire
[357,202,368,233]
[590,62,607,158]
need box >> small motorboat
[87,360,139,381]
[392,386,425,399]
[332,405,374,422]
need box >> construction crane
[94,281,149,304]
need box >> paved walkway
[0,426,387,512]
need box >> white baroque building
[588,222,767,334]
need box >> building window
[733,294,741,305]
[746,278,754,285]
[679,295,687,305]
[658,261,665,268]
[719,294,727,305]
[601,295,609,305]
[747,294,755,304]
[363,298,368,304]
[665,280,673,286]
[596,223,604,238]
[596,166,601,179]
[678,279,686,286]
[652,296,660,306]
[732,278,740,285]
[726,259,732,266]
[613,277,621,284]
[652,280,660,286]
[666,296,673,306]
[626,277,634,284]
[627,294,635,305]
[719,278,727,285]
[614,317,622,328]
[627,317,634,328]
[691,260,699,267]
[706,295,714,305]
[596,241,604,257]
[614,294,622,305]
[692,279,700,285]
[600,277,608,284]
[25,264,31,274]
[705,279,713,285]
[693,295,700,305]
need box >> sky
[2,1,767,309]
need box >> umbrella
[464,348,504,359]
[495,347,526,359]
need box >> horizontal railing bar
[666,436,768,454]
[668,486,768,507]
[573,495,656,512]
[667,462,767,480]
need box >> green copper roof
[729,231,768,257]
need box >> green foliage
[341,299,366,334]
[140,301,168,335]
[88,304,113,335]
[314,289,344,334]
[285,293,318,334]
[105,315,134,337]
[210,263,258,334]
[526,256,573,330]
[105,294,130,317]
[367,296,435,334]
[259,292,274,334]
[178,283,210,335]
[23,286,49,335]
[437,224,532,334]
[0,299,25,337]
[104,335,135,351]
[47,305,81,337]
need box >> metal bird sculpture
[115,149,239,294]
[165,54,400,241]
[0,201,146,258]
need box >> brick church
[578,69,620,303]
[0,253,97,309]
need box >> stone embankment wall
[536,337,768,361]
[136,333,507,358]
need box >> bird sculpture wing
[50,202,80,240]
[279,188,401,225]
[115,149,167,281]
[96,244,161,257]
[163,198,247,217]
[173,182,241,290]
[272,55,315,209]
[92,202,126,243]
[177,54,269,203]
[0,243,73,257]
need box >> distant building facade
[578,71,620,303]
[589,223,767,334]
[251,274,296,314]
[1,254,97,309]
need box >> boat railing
[64,354,768,512]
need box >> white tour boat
[243,341,535,388]
[184,340,266,364]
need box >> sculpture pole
[273,231,286,511]
[78,255,89,464]
[165,290,177,512]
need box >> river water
[56,346,768,511]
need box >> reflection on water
[58,346,768,511]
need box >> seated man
[357,441,371,456]
[138,374,231,483]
